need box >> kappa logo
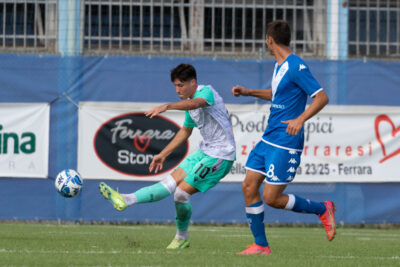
[289,150,297,155]
[286,176,294,182]
[271,175,280,182]
[299,64,307,71]
[287,167,296,173]
[288,158,297,164]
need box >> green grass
[0,223,399,267]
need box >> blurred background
[0,0,399,225]
[0,0,398,59]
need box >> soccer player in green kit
[100,63,236,249]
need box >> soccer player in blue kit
[232,20,336,255]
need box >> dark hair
[170,63,197,82]
[266,20,291,46]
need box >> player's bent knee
[241,180,258,195]
[160,174,177,194]
[263,195,281,208]
[174,186,191,203]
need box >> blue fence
[0,54,399,224]
[2,178,400,224]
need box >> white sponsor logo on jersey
[289,150,296,155]
[287,167,296,173]
[288,158,297,164]
[286,176,294,182]
[299,64,307,71]
[271,104,285,109]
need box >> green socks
[131,175,177,204]
[175,201,192,231]
[134,182,171,203]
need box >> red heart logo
[374,114,400,164]
[133,136,150,152]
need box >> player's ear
[267,36,274,46]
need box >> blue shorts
[245,140,302,184]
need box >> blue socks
[245,195,325,247]
[285,194,326,216]
[246,201,268,247]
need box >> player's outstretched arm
[282,90,329,135]
[145,98,208,118]
[149,126,193,173]
[232,85,272,101]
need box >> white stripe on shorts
[244,167,267,176]
[261,139,303,152]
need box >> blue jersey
[262,54,322,151]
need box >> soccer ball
[55,169,83,198]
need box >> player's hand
[145,104,168,118]
[149,154,166,173]
[281,117,305,136]
[232,85,248,97]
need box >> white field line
[35,231,109,235]
[190,228,249,233]
[356,237,399,241]
[316,255,400,261]
[0,248,156,255]
[41,225,168,230]
[17,225,400,238]
[341,232,400,237]
[34,227,250,235]
[1,248,399,261]
[220,234,252,238]
[34,229,400,239]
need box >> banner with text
[0,103,49,178]
[78,102,400,182]
[78,102,193,181]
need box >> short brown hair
[170,63,197,82]
[266,20,291,46]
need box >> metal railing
[348,0,400,58]
[83,0,326,58]
[0,0,58,53]
[0,0,399,59]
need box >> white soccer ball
[55,169,83,198]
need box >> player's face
[173,78,196,99]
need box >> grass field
[0,223,399,267]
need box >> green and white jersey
[183,85,236,161]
